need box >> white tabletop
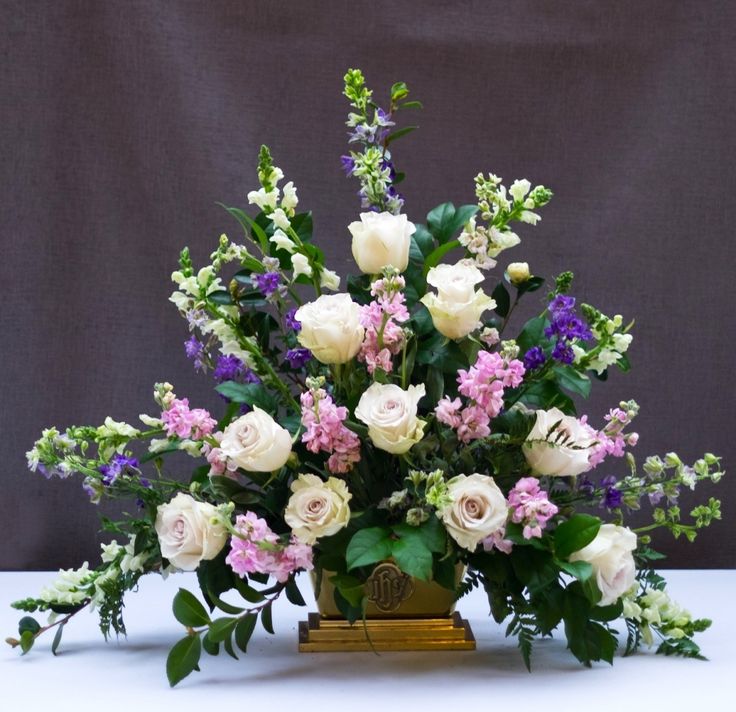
[1,570,734,709]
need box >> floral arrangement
[8,69,724,686]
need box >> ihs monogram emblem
[366,562,415,612]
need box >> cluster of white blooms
[573,309,633,375]
[39,563,95,606]
[624,588,694,646]
[169,265,226,314]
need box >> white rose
[437,474,508,551]
[506,261,530,284]
[523,407,596,477]
[155,493,228,571]
[348,212,415,274]
[320,268,341,291]
[284,473,352,545]
[355,382,426,454]
[220,407,292,472]
[295,293,364,364]
[569,524,637,606]
[420,262,496,339]
[291,253,313,279]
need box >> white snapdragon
[291,253,313,279]
[320,268,341,291]
[270,229,296,253]
[247,186,279,212]
[509,179,531,204]
[39,563,94,606]
[281,181,298,213]
[271,208,291,231]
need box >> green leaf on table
[51,622,64,655]
[554,514,601,560]
[18,616,40,636]
[172,588,211,627]
[346,527,393,570]
[19,630,34,655]
[166,634,202,687]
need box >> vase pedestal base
[298,611,476,652]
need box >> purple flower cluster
[544,295,592,364]
[523,346,546,371]
[285,308,301,332]
[184,335,206,372]
[285,348,312,369]
[213,355,260,385]
[601,475,623,509]
[99,454,140,486]
[253,272,281,296]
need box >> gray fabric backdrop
[1,0,734,569]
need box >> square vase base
[298,611,476,652]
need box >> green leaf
[201,631,220,656]
[558,560,593,581]
[393,517,446,554]
[234,614,257,653]
[290,212,314,243]
[172,589,211,628]
[18,616,40,636]
[206,591,244,616]
[207,617,238,643]
[386,125,419,145]
[400,100,423,110]
[426,202,477,244]
[260,603,275,635]
[214,381,277,412]
[19,630,34,655]
[492,282,511,318]
[51,622,64,655]
[208,290,234,305]
[590,599,623,622]
[392,535,433,581]
[517,275,545,295]
[554,514,601,560]
[346,527,393,570]
[553,365,592,398]
[166,634,202,687]
[285,578,306,606]
[423,239,462,275]
[222,205,270,254]
[516,315,548,354]
[329,574,365,608]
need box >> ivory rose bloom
[438,474,508,551]
[506,261,530,284]
[284,473,352,544]
[348,212,415,274]
[523,407,596,477]
[155,493,227,571]
[220,407,292,472]
[569,524,637,606]
[355,382,426,454]
[420,262,496,339]
[295,293,364,364]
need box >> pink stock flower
[586,406,639,469]
[226,512,313,582]
[435,397,462,429]
[482,527,514,554]
[456,405,491,443]
[507,477,558,539]
[161,398,217,440]
[300,388,361,474]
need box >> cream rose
[437,473,508,551]
[523,407,596,477]
[506,262,530,284]
[354,382,426,454]
[569,524,637,606]
[284,473,352,544]
[220,407,292,472]
[348,212,415,274]
[295,293,364,364]
[420,262,496,339]
[155,493,227,571]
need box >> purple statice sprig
[99,454,140,487]
[252,272,281,297]
[544,294,592,364]
[285,348,312,370]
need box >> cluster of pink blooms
[435,351,525,443]
[507,477,559,539]
[202,431,239,478]
[161,398,217,440]
[357,275,410,374]
[301,386,361,473]
[482,527,514,554]
[585,406,639,469]
[226,511,313,583]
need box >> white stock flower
[271,208,291,231]
[355,382,426,454]
[348,211,415,274]
[509,179,531,204]
[320,268,341,291]
[520,211,541,225]
[523,407,596,477]
[284,473,352,545]
[295,293,364,364]
[569,524,637,606]
[487,227,521,257]
[291,253,313,279]
[220,407,292,472]
[39,563,93,606]
[420,262,496,339]
[270,229,296,253]
[281,181,298,212]
[155,493,228,571]
[247,187,279,212]
[437,474,508,551]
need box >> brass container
[314,562,464,619]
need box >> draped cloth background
[1,0,734,568]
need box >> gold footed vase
[298,562,476,652]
